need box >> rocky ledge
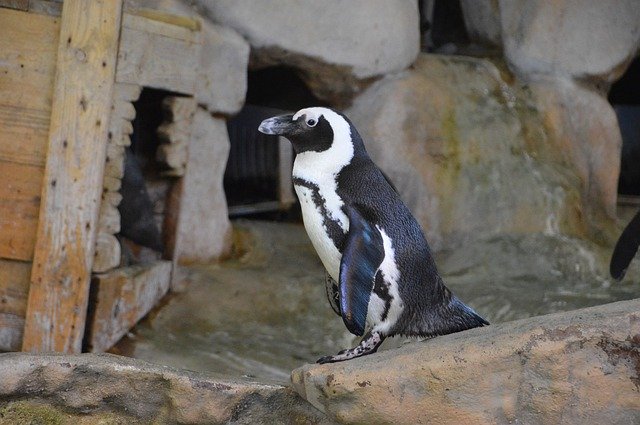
[292,299,640,424]
[1,300,638,424]
[0,352,332,424]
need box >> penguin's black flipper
[610,209,640,280]
[339,205,384,336]
[324,272,341,316]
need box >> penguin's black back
[335,126,488,337]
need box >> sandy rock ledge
[0,353,332,424]
[292,299,640,424]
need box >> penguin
[610,208,640,281]
[258,107,488,363]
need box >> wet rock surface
[347,54,622,250]
[0,352,332,424]
[292,299,640,424]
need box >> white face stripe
[292,108,353,231]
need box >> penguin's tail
[422,295,489,337]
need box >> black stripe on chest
[293,177,347,251]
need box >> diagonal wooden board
[21,0,124,353]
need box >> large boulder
[292,298,640,424]
[0,353,332,424]
[526,79,622,228]
[347,54,620,250]
[499,0,640,82]
[194,0,420,103]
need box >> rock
[173,108,233,264]
[499,0,640,82]
[459,0,502,47]
[291,298,640,424]
[526,78,622,229]
[347,54,619,250]
[0,353,333,424]
[194,0,420,103]
[347,55,604,250]
[197,21,250,115]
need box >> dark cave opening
[224,66,327,220]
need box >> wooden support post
[22,0,123,353]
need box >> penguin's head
[258,107,351,155]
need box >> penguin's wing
[610,208,640,280]
[324,272,341,316]
[339,205,384,336]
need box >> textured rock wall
[292,299,640,424]
[347,54,620,250]
[0,353,334,424]
[193,0,420,104]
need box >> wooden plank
[92,232,121,274]
[86,261,171,352]
[156,96,196,176]
[0,9,58,261]
[22,0,123,353]
[116,13,200,95]
[0,8,59,166]
[0,259,30,351]
[0,0,29,11]
[28,0,62,16]
[0,161,43,260]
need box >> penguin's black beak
[258,114,296,136]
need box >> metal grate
[225,105,295,216]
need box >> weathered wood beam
[86,261,171,353]
[0,259,31,351]
[93,83,141,273]
[116,12,200,95]
[22,0,123,353]
[0,8,59,261]
[156,96,197,177]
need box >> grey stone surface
[347,54,621,251]
[194,0,420,103]
[175,109,233,263]
[460,0,502,47]
[292,298,640,424]
[0,352,333,424]
[197,21,249,115]
[500,0,640,82]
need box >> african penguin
[258,107,488,363]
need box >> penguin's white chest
[294,182,348,282]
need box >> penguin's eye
[306,118,317,127]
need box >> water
[115,216,640,384]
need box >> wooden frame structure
[0,0,222,353]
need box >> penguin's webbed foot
[316,331,385,364]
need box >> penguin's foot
[316,331,385,364]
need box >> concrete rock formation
[196,20,250,115]
[194,0,420,103]
[292,299,640,424]
[0,353,333,424]
[462,0,640,82]
[459,0,502,48]
[347,54,620,250]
